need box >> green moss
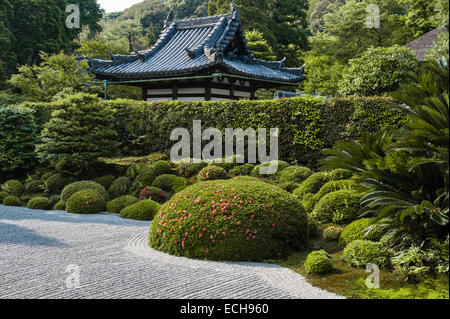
[304,250,333,274]
[108,177,132,198]
[342,240,390,268]
[27,197,51,210]
[152,174,187,193]
[311,190,361,224]
[339,218,382,247]
[61,181,108,202]
[3,195,21,206]
[53,201,66,211]
[197,165,229,181]
[120,199,161,221]
[149,179,308,261]
[293,172,330,198]
[277,166,313,184]
[66,189,106,214]
[93,175,116,189]
[152,160,171,176]
[1,179,25,196]
[106,195,139,214]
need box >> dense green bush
[126,163,145,179]
[119,199,161,221]
[293,172,330,198]
[149,179,308,261]
[251,161,290,178]
[93,175,116,189]
[339,218,382,247]
[152,174,187,193]
[108,177,132,198]
[306,179,356,212]
[229,163,255,177]
[311,190,361,224]
[0,106,38,175]
[25,180,45,193]
[153,160,171,176]
[1,180,25,196]
[45,173,73,194]
[328,169,353,181]
[3,195,21,206]
[27,197,51,210]
[197,165,229,181]
[342,240,390,268]
[322,225,344,241]
[134,166,156,186]
[61,181,108,202]
[48,195,60,207]
[304,250,333,274]
[277,166,313,184]
[66,189,106,214]
[0,191,9,203]
[176,158,208,177]
[139,186,166,203]
[106,195,139,214]
[140,153,168,165]
[53,201,66,211]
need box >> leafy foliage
[304,249,333,274]
[342,240,391,268]
[66,189,106,214]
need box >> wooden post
[172,82,178,100]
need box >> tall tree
[169,0,209,18]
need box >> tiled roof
[88,5,304,84]
[406,27,448,61]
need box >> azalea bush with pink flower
[322,224,344,241]
[149,178,308,261]
[139,186,166,203]
[66,189,106,214]
[197,165,229,181]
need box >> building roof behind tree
[406,27,448,61]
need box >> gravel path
[0,206,343,299]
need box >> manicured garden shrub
[3,196,21,206]
[93,175,116,189]
[48,195,61,207]
[66,189,106,214]
[126,163,145,179]
[25,180,45,193]
[197,165,229,181]
[45,173,73,194]
[149,179,308,261]
[53,201,66,211]
[152,174,187,193]
[0,191,9,203]
[139,186,166,203]
[304,250,333,274]
[278,182,300,193]
[176,158,207,177]
[119,199,161,221]
[229,163,255,177]
[41,172,53,182]
[307,179,356,212]
[152,160,171,176]
[213,154,245,171]
[339,218,382,247]
[108,177,132,198]
[250,161,290,178]
[302,193,316,212]
[1,179,25,196]
[106,195,139,214]
[328,169,353,181]
[310,190,361,224]
[322,225,344,241]
[342,240,390,268]
[293,172,330,198]
[27,197,51,210]
[277,166,313,184]
[134,166,156,187]
[61,181,108,202]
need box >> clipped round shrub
[152,174,187,193]
[310,190,361,224]
[106,195,139,214]
[25,180,45,193]
[308,179,356,212]
[328,169,353,181]
[45,174,73,194]
[197,165,229,181]
[229,163,255,177]
[61,181,108,202]
[251,160,290,178]
[214,154,245,171]
[322,225,344,241]
[66,189,106,214]
[0,191,9,203]
[108,177,132,198]
[278,182,300,193]
[304,250,333,274]
[142,153,168,165]
[93,175,116,189]
[277,166,313,184]
[149,179,308,261]
[176,158,208,177]
[3,195,21,206]
[27,197,51,210]
[139,186,166,203]
[126,163,145,179]
[120,199,161,221]
[48,195,61,207]
[1,179,25,196]
[293,172,330,198]
[342,240,390,268]
[135,166,156,187]
[53,201,66,211]
[153,160,171,176]
[339,218,382,247]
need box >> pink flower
[205,248,209,254]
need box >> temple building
[87,5,305,101]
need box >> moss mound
[339,218,382,247]
[277,166,313,184]
[3,195,21,206]
[53,201,66,211]
[310,190,361,224]
[120,199,161,221]
[149,179,308,261]
[106,195,139,214]
[108,176,132,198]
[66,189,106,214]
[293,172,330,198]
[304,250,333,274]
[139,186,166,203]
[197,165,229,181]
[152,174,187,193]
[27,197,51,210]
[342,240,390,268]
[1,179,25,196]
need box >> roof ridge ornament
[230,2,240,21]
[164,10,175,29]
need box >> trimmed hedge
[342,240,390,268]
[153,160,171,176]
[176,158,208,177]
[139,186,166,203]
[293,173,330,198]
[108,177,132,198]
[53,201,66,211]
[322,225,344,241]
[339,218,382,247]
[61,181,108,202]
[277,166,313,184]
[229,163,255,177]
[66,189,106,214]
[0,191,9,203]
[1,179,25,196]
[27,197,51,210]
[149,179,308,261]
[3,195,21,206]
[305,179,356,212]
[152,174,187,193]
[45,174,73,194]
[250,161,290,178]
[311,190,361,224]
[106,195,139,214]
[119,199,161,221]
[304,250,333,274]
[93,175,116,189]
[197,165,229,181]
